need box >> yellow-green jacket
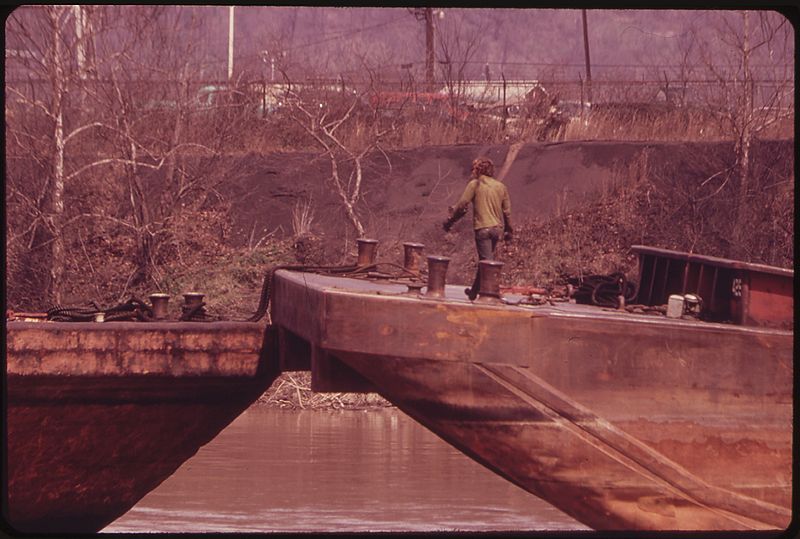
[451,175,511,230]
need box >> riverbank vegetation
[501,142,794,286]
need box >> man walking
[443,156,513,300]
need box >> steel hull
[270,270,792,531]
[4,321,275,533]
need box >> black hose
[571,272,638,308]
[46,297,154,322]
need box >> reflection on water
[104,406,586,533]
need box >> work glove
[444,206,465,232]
[503,215,514,242]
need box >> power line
[286,15,413,53]
[456,60,791,70]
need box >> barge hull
[270,269,792,531]
[5,321,277,533]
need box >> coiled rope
[47,298,155,322]
[570,272,638,308]
[246,261,422,322]
[42,262,422,323]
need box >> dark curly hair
[471,156,494,178]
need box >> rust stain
[379,325,395,336]
[442,310,488,345]
[637,496,677,518]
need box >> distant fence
[6,76,794,118]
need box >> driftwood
[256,372,393,410]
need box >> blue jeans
[468,226,502,297]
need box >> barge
[4,321,275,533]
[268,244,793,531]
[3,243,792,532]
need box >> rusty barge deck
[269,262,793,531]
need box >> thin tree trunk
[49,7,67,304]
[733,10,753,259]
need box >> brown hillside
[218,139,793,289]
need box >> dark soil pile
[219,139,793,289]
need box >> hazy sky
[5,6,793,83]
[196,7,793,80]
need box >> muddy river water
[103,406,587,533]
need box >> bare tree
[435,10,485,125]
[6,5,268,306]
[289,79,393,238]
[5,6,167,303]
[695,10,793,257]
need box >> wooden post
[582,9,593,104]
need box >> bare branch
[64,157,165,182]
[5,87,55,120]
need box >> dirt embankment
[219,139,792,285]
[222,141,639,278]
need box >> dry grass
[257,372,392,410]
[291,196,316,238]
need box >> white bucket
[666,294,685,318]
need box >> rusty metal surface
[148,293,170,320]
[356,238,379,266]
[631,245,794,277]
[269,269,793,531]
[7,321,266,377]
[402,242,425,273]
[272,270,791,369]
[334,351,790,530]
[632,245,793,329]
[5,321,278,533]
[477,260,503,301]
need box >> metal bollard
[406,281,425,295]
[183,292,205,310]
[402,242,425,273]
[149,293,171,320]
[425,256,450,298]
[477,260,504,303]
[356,238,379,267]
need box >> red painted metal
[631,245,793,328]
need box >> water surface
[104,406,587,533]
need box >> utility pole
[228,6,234,81]
[581,9,593,104]
[425,7,434,90]
[410,8,436,91]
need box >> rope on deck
[245,261,422,322]
[46,298,155,322]
[39,261,419,323]
[569,272,638,308]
